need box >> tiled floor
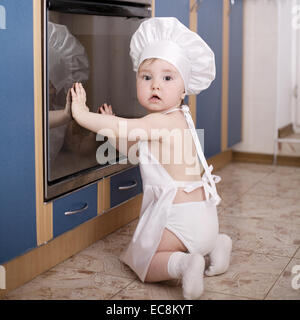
[2,162,300,300]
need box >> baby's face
[136,58,185,113]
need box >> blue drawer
[53,184,98,237]
[110,165,143,208]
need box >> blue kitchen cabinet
[0,0,37,264]
[110,165,143,208]
[228,0,243,147]
[53,184,98,237]
[197,0,223,158]
[155,0,190,27]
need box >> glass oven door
[44,0,150,200]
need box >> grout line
[294,247,300,259]
[108,278,137,300]
[262,256,294,300]
[291,246,300,259]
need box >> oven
[43,0,151,201]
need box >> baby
[71,17,232,300]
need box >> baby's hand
[98,103,115,116]
[71,82,89,120]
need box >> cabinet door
[228,0,243,147]
[197,0,223,158]
[53,184,98,237]
[155,0,190,27]
[0,0,37,264]
[110,166,143,208]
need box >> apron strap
[181,105,221,205]
[162,105,222,205]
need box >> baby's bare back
[147,111,206,204]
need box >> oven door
[44,0,151,201]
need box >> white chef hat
[48,22,90,94]
[130,17,215,95]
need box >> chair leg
[273,140,278,165]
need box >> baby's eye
[142,75,152,81]
[163,76,172,81]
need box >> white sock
[167,252,187,278]
[205,234,232,277]
[167,252,205,300]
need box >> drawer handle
[65,203,89,216]
[118,180,138,190]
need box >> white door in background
[297,26,300,127]
[294,0,300,127]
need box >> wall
[293,0,300,128]
[277,0,294,129]
[233,0,294,155]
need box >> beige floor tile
[222,193,300,225]
[295,248,300,259]
[215,163,275,207]
[204,251,289,299]
[247,181,300,200]
[216,168,265,181]
[83,233,132,256]
[108,219,139,238]
[217,177,263,207]
[216,162,275,176]
[262,170,300,187]
[245,166,300,199]
[197,291,254,300]
[55,252,137,280]
[216,166,274,191]
[219,216,300,257]
[265,258,300,300]
[3,267,134,300]
[271,165,300,175]
[110,279,183,300]
[218,190,242,207]
[111,279,253,300]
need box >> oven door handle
[118,180,138,190]
[47,0,151,19]
[65,203,89,216]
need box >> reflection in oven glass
[47,16,138,182]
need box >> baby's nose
[152,80,160,90]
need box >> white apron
[120,105,221,282]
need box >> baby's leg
[205,234,232,277]
[145,228,205,300]
[145,228,187,282]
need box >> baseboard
[232,151,300,167]
[208,149,232,171]
[0,194,142,298]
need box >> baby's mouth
[150,94,161,102]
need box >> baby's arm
[71,83,168,142]
[49,89,72,128]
